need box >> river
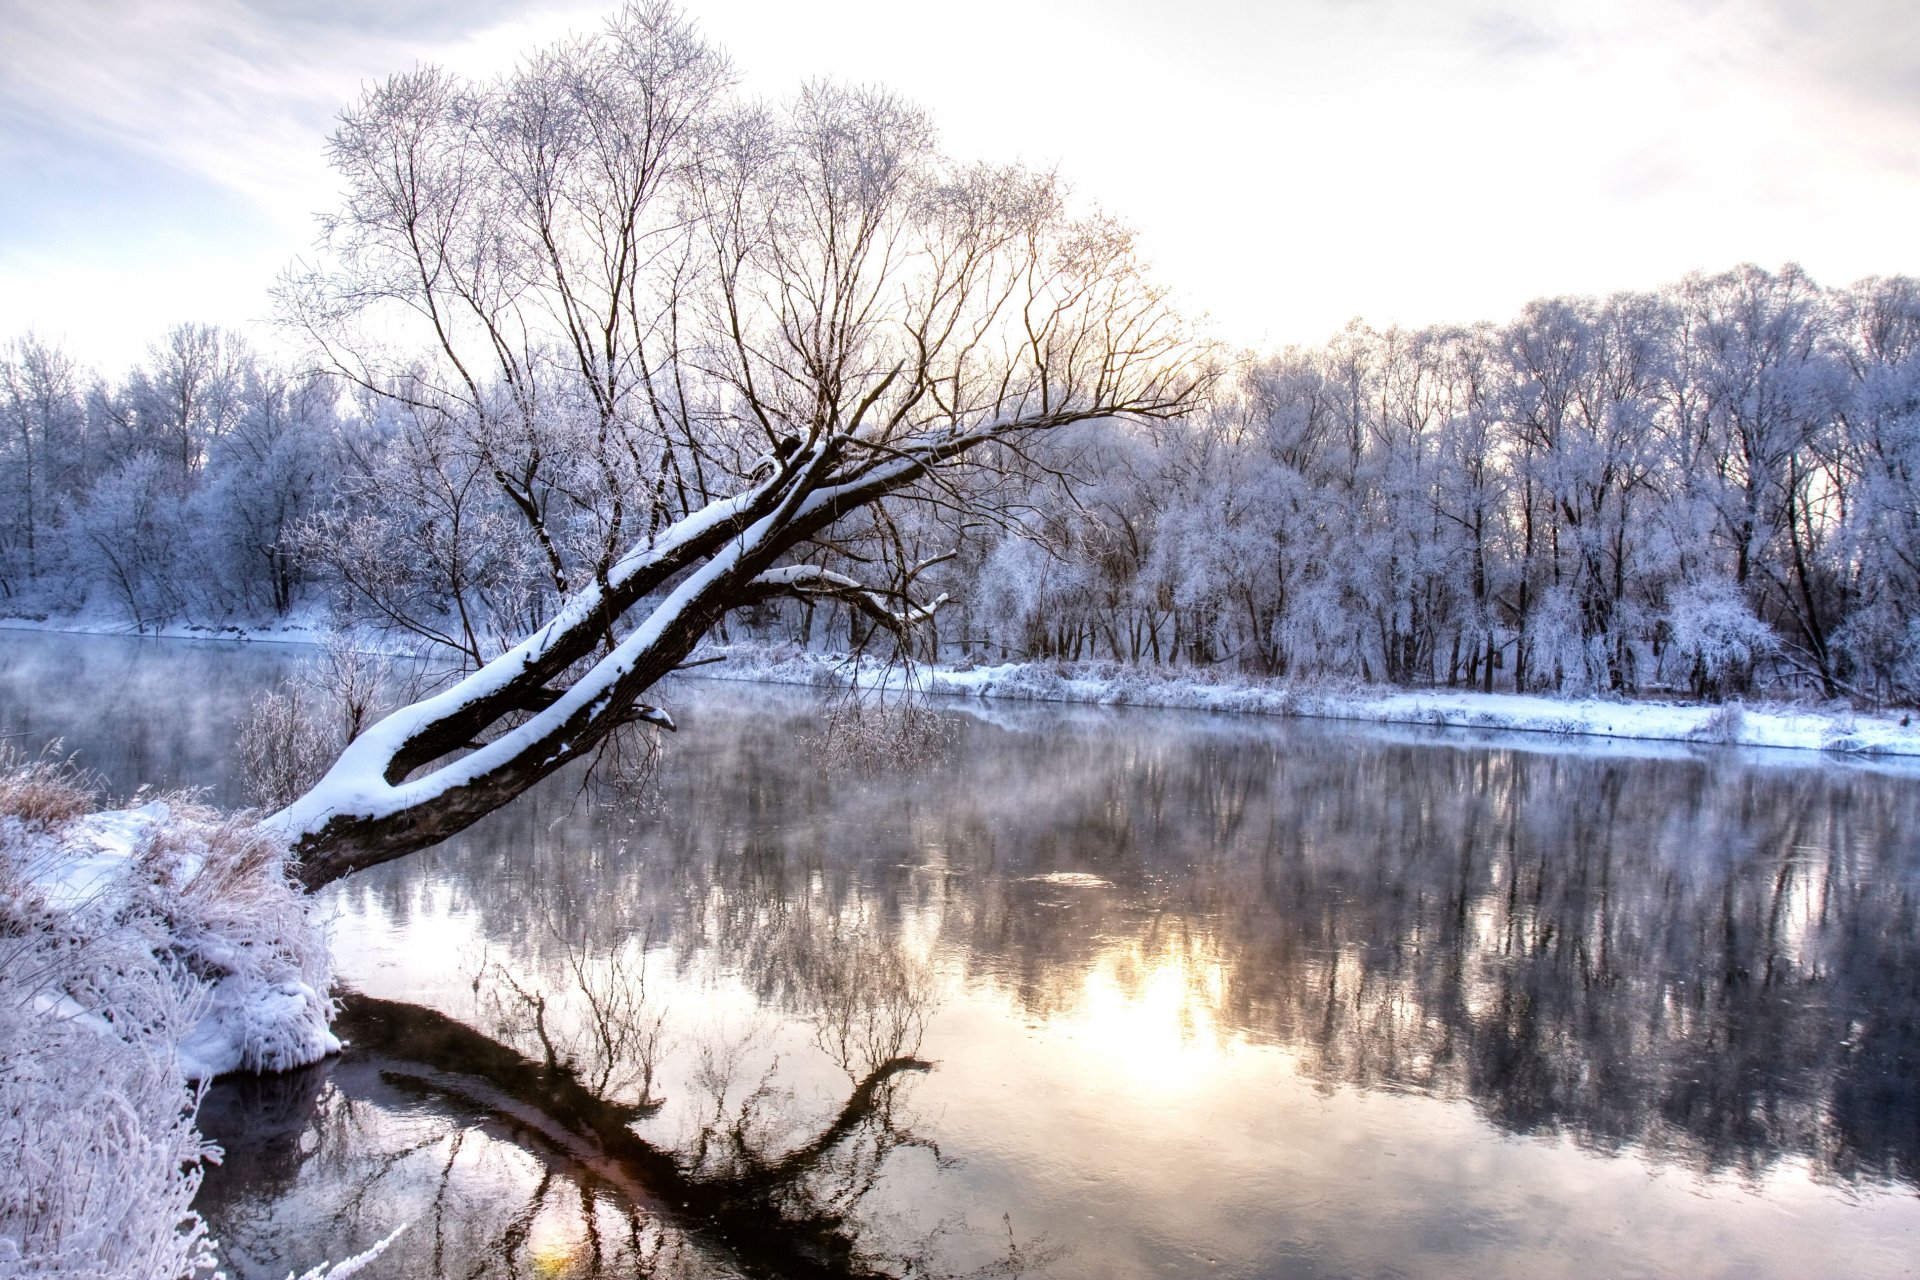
[3,629,1917,1279]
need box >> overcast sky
[3,0,1918,371]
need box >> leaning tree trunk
[264,410,1169,889]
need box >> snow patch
[2,793,341,1274]
[11,802,340,1081]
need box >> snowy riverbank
[6,616,1919,759]
[0,608,334,648]
[0,763,337,1274]
[682,643,1920,759]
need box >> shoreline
[6,617,1918,760]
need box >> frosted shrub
[1665,579,1778,697]
[1,767,339,1277]
[237,636,418,809]
[810,686,955,775]
[1689,702,1745,745]
[236,688,336,811]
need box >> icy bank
[1,773,337,1275]
[683,645,1920,758]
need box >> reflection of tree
[330,684,1920,1191]
[475,923,671,1110]
[203,990,943,1279]
[361,992,938,1278]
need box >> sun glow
[526,1203,589,1278]
[1054,940,1242,1094]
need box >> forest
[5,264,1916,705]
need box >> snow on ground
[682,644,1920,759]
[2,775,339,1276]
[8,798,340,1079]
[0,605,336,649]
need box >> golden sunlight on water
[527,1206,587,1279]
[1063,943,1238,1094]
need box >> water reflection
[328,693,1920,1194]
[199,990,945,1280]
[6,630,1920,1279]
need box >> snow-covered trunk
[263,437,975,888]
[271,565,732,887]
[264,463,811,887]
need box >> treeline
[4,263,1918,704]
[942,264,1920,703]
[0,325,341,625]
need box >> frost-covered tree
[1667,266,1846,693]
[265,3,1200,885]
[68,453,194,628]
[1831,276,1920,700]
[1503,294,1669,691]
[190,366,344,616]
[121,324,248,482]
[0,336,87,599]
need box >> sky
[3,0,1918,372]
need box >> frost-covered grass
[0,753,338,1277]
[683,643,1920,758]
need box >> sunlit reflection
[13,634,1920,1280]
[527,1204,587,1279]
[1056,942,1238,1092]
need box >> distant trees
[5,263,1917,705]
[940,265,1920,705]
[0,325,342,626]
[0,20,1911,715]
[1832,277,1920,699]
[0,337,86,598]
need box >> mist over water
[5,629,1918,1279]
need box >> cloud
[240,0,537,41]
[1463,10,1565,59]
[1753,0,1920,112]
[0,0,599,223]
[0,0,607,364]
[2,0,1917,369]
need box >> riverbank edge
[682,644,1920,758]
[8,615,1918,759]
[0,779,342,1274]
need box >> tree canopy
[261,1,1201,884]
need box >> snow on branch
[744,563,951,632]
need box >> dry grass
[140,802,290,899]
[809,687,955,777]
[0,744,100,829]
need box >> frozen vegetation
[0,754,337,1277]
[6,261,1920,712]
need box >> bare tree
[267,3,1200,886]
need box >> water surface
[4,630,1918,1278]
